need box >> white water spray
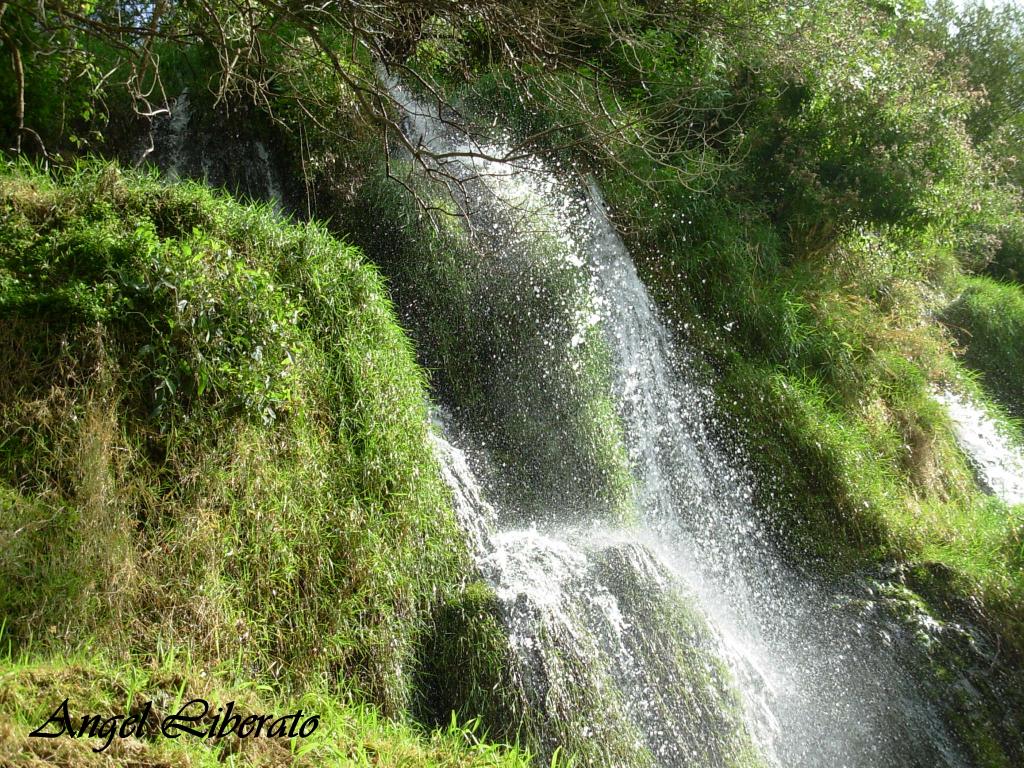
[388,76,969,768]
[934,387,1024,506]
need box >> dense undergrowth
[0,162,534,766]
[943,277,1024,422]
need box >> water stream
[933,387,1024,506]
[387,79,970,767]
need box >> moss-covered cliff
[0,161,533,767]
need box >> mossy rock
[588,544,765,768]
[415,580,530,743]
[0,160,467,714]
[424,539,764,768]
[838,565,1024,767]
[345,166,633,521]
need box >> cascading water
[431,420,762,767]
[933,387,1024,506]
[139,91,285,209]
[388,76,976,767]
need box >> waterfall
[432,420,765,766]
[933,387,1024,506]
[140,91,285,210]
[388,77,971,767]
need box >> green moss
[0,159,468,715]
[589,547,766,768]
[942,276,1024,419]
[861,573,1024,768]
[419,550,765,768]
[345,166,634,520]
[415,580,524,743]
[415,581,634,768]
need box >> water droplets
[399,73,972,768]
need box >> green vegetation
[401,0,1024,661]
[943,277,1024,420]
[418,556,764,768]
[0,652,537,768]
[0,161,534,766]
[413,578,647,768]
[346,168,634,520]
[719,359,1023,620]
[416,580,525,742]
[587,548,764,768]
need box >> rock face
[135,91,292,210]
[834,565,1024,767]
[486,533,762,768]
[428,427,761,768]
